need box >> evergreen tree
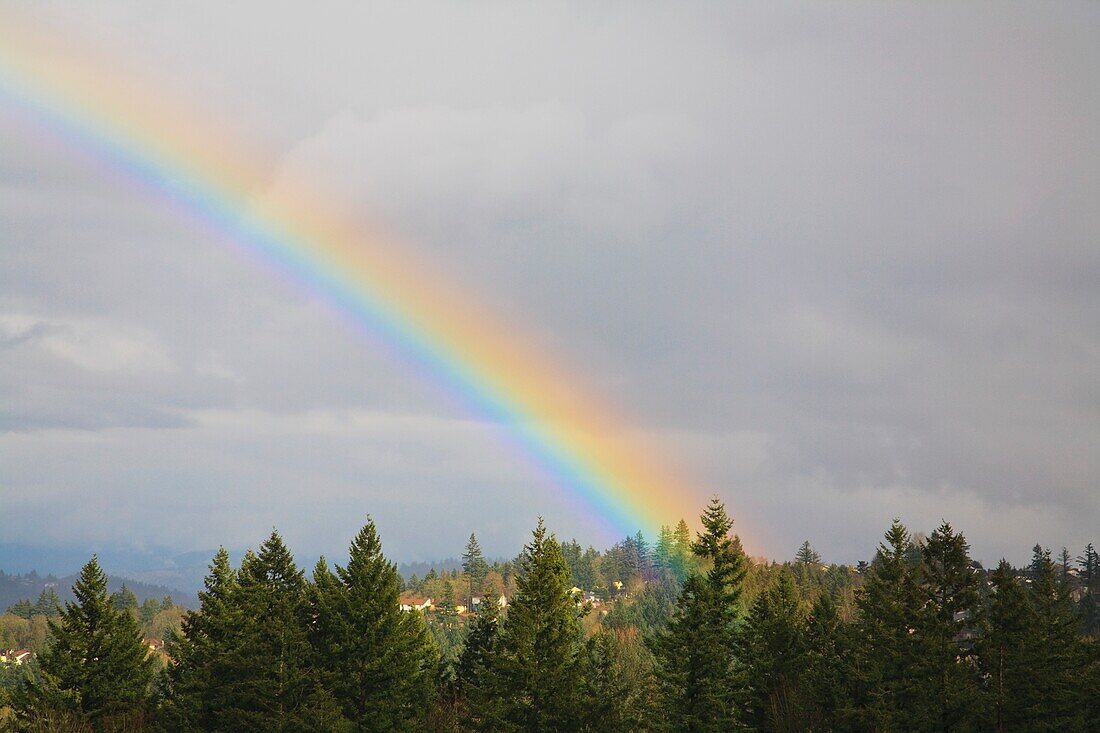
[471,518,584,731]
[976,560,1031,732]
[794,541,821,566]
[655,525,675,574]
[915,521,982,731]
[455,581,502,697]
[463,533,490,600]
[745,569,810,732]
[1016,545,1083,731]
[671,518,693,583]
[33,587,61,618]
[217,532,335,732]
[576,630,653,733]
[111,584,139,613]
[22,556,155,728]
[850,519,922,731]
[802,593,851,731]
[157,547,238,732]
[651,498,748,732]
[310,519,438,732]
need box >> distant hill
[0,569,191,612]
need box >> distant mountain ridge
[0,568,191,612]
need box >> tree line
[0,500,1098,732]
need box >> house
[4,650,31,666]
[399,595,434,612]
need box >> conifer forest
[0,500,1097,732]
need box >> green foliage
[650,497,748,732]
[794,541,821,567]
[155,548,237,732]
[913,521,983,731]
[21,557,155,729]
[745,570,811,732]
[311,519,438,732]
[850,518,923,731]
[1015,545,1084,731]
[468,518,585,732]
[461,534,489,599]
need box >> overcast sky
[1,1,1098,568]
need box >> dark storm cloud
[1,1,1098,565]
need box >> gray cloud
[1,1,1098,567]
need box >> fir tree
[576,630,653,733]
[472,518,584,731]
[33,587,61,618]
[850,519,922,731]
[157,547,238,732]
[111,584,139,613]
[1017,545,1083,731]
[655,525,675,574]
[217,532,335,732]
[671,518,693,583]
[976,560,1031,732]
[744,569,810,732]
[23,556,155,728]
[915,521,982,731]
[651,498,748,732]
[310,519,438,732]
[802,593,851,731]
[794,541,821,566]
[463,533,490,600]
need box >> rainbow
[0,13,706,538]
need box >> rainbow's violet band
[0,24,704,538]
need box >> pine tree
[915,521,982,731]
[157,547,238,732]
[463,533,490,602]
[745,569,810,732]
[111,584,139,613]
[576,630,653,733]
[22,556,155,728]
[455,580,501,697]
[310,519,438,732]
[802,593,851,731]
[655,525,675,575]
[850,519,923,731]
[1016,545,1083,731]
[651,498,748,732]
[976,560,1031,732]
[672,518,693,583]
[472,518,584,731]
[217,532,335,732]
[794,541,821,566]
[33,587,60,618]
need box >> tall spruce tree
[651,498,748,732]
[744,569,810,732]
[851,519,923,731]
[802,593,851,731]
[976,560,1032,732]
[794,541,821,566]
[23,556,155,728]
[1017,545,1083,731]
[463,533,490,601]
[156,547,238,732]
[471,518,584,732]
[310,519,438,732]
[217,532,335,732]
[915,521,982,731]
